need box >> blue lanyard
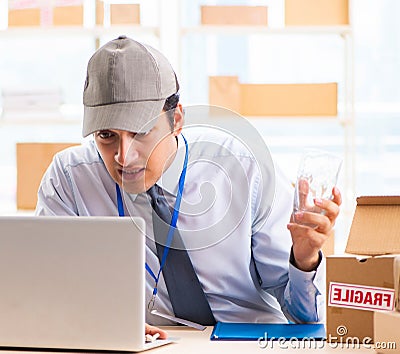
[116,134,189,306]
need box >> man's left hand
[287,186,342,272]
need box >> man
[36,36,341,332]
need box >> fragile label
[329,282,395,311]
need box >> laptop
[0,216,172,352]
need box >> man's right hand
[145,323,168,339]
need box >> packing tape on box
[9,0,82,9]
[54,0,82,6]
[9,0,40,9]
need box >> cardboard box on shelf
[8,0,42,26]
[110,3,140,25]
[209,76,337,117]
[326,196,400,344]
[285,0,349,26]
[16,142,78,210]
[8,0,84,26]
[53,5,83,26]
[241,82,337,116]
[209,76,241,114]
[96,1,140,26]
[8,8,41,26]
[201,6,268,26]
[96,0,103,25]
[374,311,400,353]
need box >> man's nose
[115,135,139,166]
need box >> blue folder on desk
[210,322,326,341]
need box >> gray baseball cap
[82,35,179,137]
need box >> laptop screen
[0,216,152,351]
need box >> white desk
[0,327,376,354]
[148,326,375,354]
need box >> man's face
[94,108,183,194]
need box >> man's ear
[173,103,184,136]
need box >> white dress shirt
[36,126,325,325]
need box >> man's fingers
[287,222,329,249]
[293,210,331,234]
[313,195,340,224]
[332,186,342,206]
[145,323,168,339]
[297,178,310,210]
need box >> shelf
[0,25,159,39]
[181,25,352,37]
[195,114,351,127]
[246,115,346,121]
[0,118,81,126]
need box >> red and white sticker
[329,282,395,311]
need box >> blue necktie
[147,185,215,325]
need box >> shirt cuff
[289,247,323,271]
[289,248,325,296]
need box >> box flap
[345,196,400,255]
[356,195,400,205]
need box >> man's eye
[97,131,114,139]
[136,131,150,138]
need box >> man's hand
[145,323,168,339]
[287,186,342,272]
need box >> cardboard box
[285,0,349,26]
[53,5,83,26]
[327,256,399,343]
[8,8,41,26]
[96,0,103,25]
[241,82,337,116]
[345,196,400,255]
[201,6,268,26]
[111,3,140,25]
[16,142,78,210]
[326,196,400,343]
[374,311,400,353]
[96,1,140,25]
[209,76,337,116]
[209,76,241,114]
[8,0,83,27]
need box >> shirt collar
[157,133,186,197]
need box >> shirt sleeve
[35,153,78,216]
[251,162,325,323]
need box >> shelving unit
[0,0,355,220]
[177,2,355,214]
